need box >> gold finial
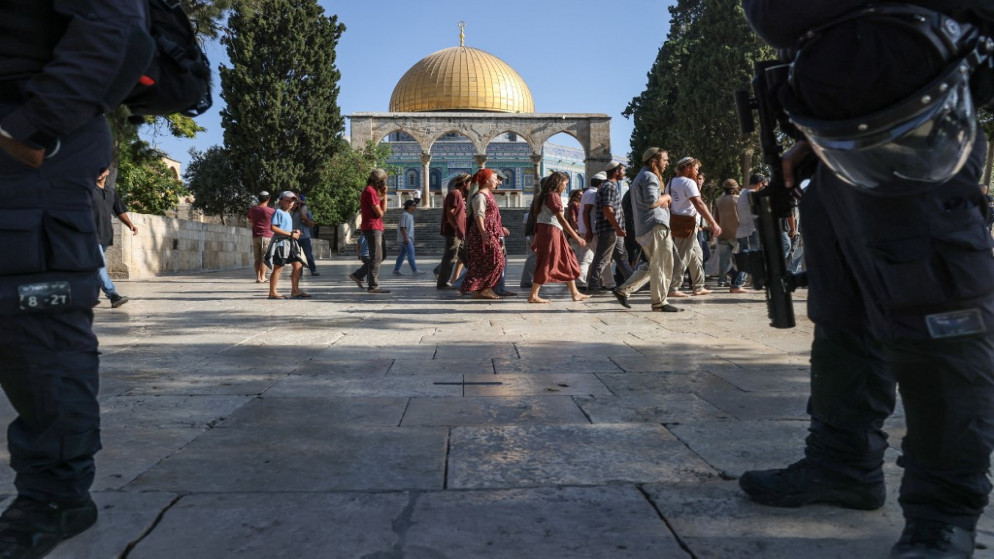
[459,21,466,46]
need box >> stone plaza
[5,256,990,558]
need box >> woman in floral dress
[460,169,508,299]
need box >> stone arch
[484,128,541,155]
[347,113,613,206]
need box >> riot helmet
[785,5,993,194]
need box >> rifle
[733,60,813,328]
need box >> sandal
[268,295,288,300]
[291,292,312,299]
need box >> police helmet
[786,5,993,194]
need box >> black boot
[739,458,885,510]
[0,495,97,558]
[890,519,976,558]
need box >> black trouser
[362,229,383,289]
[0,110,107,504]
[800,136,994,531]
[587,231,632,290]
[435,235,462,288]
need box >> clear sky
[147,0,676,170]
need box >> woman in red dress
[529,172,590,304]
[460,169,508,299]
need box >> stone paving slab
[5,259,988,557]
[401,396,589,426]
[595,370,741,395]
[448,424,718,489]
[461,373,612,397]
[405,486,687,558]
[100,394,252,429]
[124,492,408,558]
[575,393,733,424]
[292,356,394,377]
[695,391,810,421]
[216,396,409,429]
[263,372,464,398]
[126,425,448,493]
[492,356,623,375]
[388,357,495,375]
[644,481,902,559]
[46,492,179,559]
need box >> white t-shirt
[668,176,700,216]
[397,211,415,243]
[578,187,598,236]
[736,189,757,239]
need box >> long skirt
[533,223,581,285]
[461,229,504,293]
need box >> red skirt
[533,223,581,284]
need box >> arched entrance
[348,112,612,207]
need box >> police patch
[18,281,72,312]
[925,309,986,339]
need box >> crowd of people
[342,154,794,310]
[247,189,320,299]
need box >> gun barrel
[752,190,796,329]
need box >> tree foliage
[307,141,392,226]
[115,139,189,216]
[184,146,253,224]
[626,0,771,199]
[220,0,347,198]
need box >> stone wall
[105,213,330,279]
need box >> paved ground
[5,256,992,558]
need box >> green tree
[115,139,189,215]
[185,146,253,224]
[307,141,391,226]
[626,0,771,198]
[220,0,347,198]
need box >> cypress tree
[220,0,346,196]
[626,0,771,195]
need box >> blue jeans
[97,244,119,299]
[394,239,419,272]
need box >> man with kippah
[248,191,275,283]
[740,3,994,556]
[611,148,683,312]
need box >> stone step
[382,208,531,256]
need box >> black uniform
[743,0,994,534]
[0,0,145,506]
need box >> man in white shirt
[393,200,425,275]
[667,157,721,297]
[577,172,611,290]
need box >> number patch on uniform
[925,309,986,339]
[18,282,72,312]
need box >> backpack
[119,0,213,118]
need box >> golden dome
[389,45,535,113]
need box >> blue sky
[146,0,676,170]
